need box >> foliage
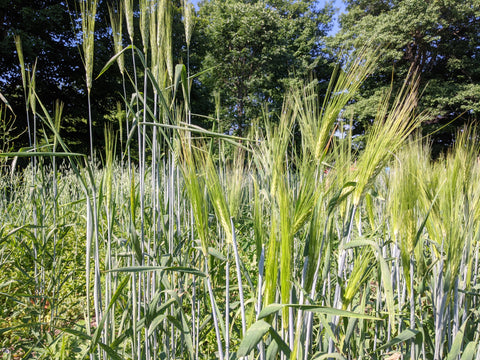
[0,0,127,155]
[330,0,480,155]
[4,36,480,358]
[196,0,334,133]
[3,1,480,359]
[0,164,88,358]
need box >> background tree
[0,0,124,155]
[196,0,333,133]
[0,0,214,154]
[330,0,480,154]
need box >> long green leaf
[236,320,271,357]
[312,353,347,360]
[90,275,130,352]
[460,341,477,360]
[97,342,124,360]
[107,265,206,277]
[96,44,134,79]
[0,151,85,158]
[258,303,284,320]
[447,321,468,360]
[268,326,291,357]
[375,329,419,352]
[259,303,380,321]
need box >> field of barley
[1,1,480,359]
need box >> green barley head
[352,71,427,206]
[157,0,173,82]
[124,0,134,43]
[182,0,195,48]
[80,0,98,91]
[108,2,125,74]
[14,35,27,93]
[139,0,149,52]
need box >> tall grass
[2,2,480,360]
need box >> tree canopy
[194,0,333,132]
[0,0,122,154]
[330,0,480,153]
[1,0,479,155]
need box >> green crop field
[1,1,480,359]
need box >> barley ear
[108,1,125,74]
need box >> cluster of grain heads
[387,138,432,358]
[237,50,391,360]
[108,2,125,76]
[77,4,111,355]
[422,128,480,359]
[78,0,98,161]
[90,1,208,355]
[295,47,379,164]
[380,127,480,359]
[328,71,427,346]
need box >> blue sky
[329,0,346,35]
[190,0,346,36]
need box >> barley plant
[2,1,480,359]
